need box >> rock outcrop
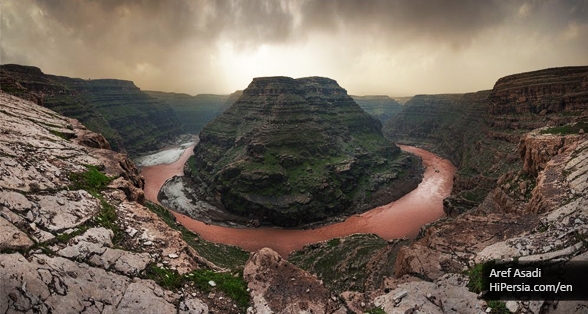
[385,67,588,216]
[489,66,588,115]
[0,92,238,313]
[0,64,184,156]
[244,247,344,313]
[518,129,584,176]
[186,76,422,227]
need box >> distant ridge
[0,64,184,156]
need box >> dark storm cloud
[32,0,203,46]
[1,0,587,94]
[299,0,507,47]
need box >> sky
[1,0,587,96]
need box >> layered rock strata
[0,64,184,156]
[0,92,236,313]
[145,91,230,134]
[186,76,422,226]
[351,95,403,124]
[385,66,588,216]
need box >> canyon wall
[384,66,588,215]
[351,95,403,125]
[145,91,230,134]
[187,76,422,227]
[0,64,184,156]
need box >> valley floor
[140,143,455,257]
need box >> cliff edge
[186,76,422,227]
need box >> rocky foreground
[0,92,354,313]
[0,92,212,312]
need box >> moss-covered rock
[188,76,422,226]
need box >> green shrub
[487,300,509,314]
[145,264,183,289]
[185,269,250,309]
[365,307,386,314]
[68,165,113,193]
[539,121,588,135]
[467,263,485,293]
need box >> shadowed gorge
[384,66,588,216]
[185,76,422,227]
[351,95,403,125]
[0,64,184,156]
[144,91,230,134]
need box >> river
[140,144,456,257]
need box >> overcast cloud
[1,0,587,95]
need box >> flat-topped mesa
[489,66,588,115]
[187,76,422,227]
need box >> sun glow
[213,40,331,92]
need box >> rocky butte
[185,76,422,227]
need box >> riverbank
[140,144,456,257]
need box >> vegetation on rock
[188,76,422,226]
[144,201,250,269]
[351,95,403,124]
[289,234,408,293]
[0,64,184,156]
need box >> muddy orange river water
[141,145,456,257]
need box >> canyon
[183,76,422,227]
[0,64,184,156]
[144,144,454,256]
[0,66,587,313]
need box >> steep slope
[351,95,403,124]
[217,90,244,113]
[187,76,422,227]
[284,67,588,314]
[385,67,588,215]
[0,92,252,313]
[145,91,229,134]
[0,64,184,156]
[383,92,497,213]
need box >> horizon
[2,0,587,96]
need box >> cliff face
[350,95,403,124]
[489,66,588,115]
[187,76,422,226]
[383,91,498,214]
[384,67,588,216]
[0,92,236,313]
[217,90,244,113]
[145,91,229,134]
[0,64,184,156]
